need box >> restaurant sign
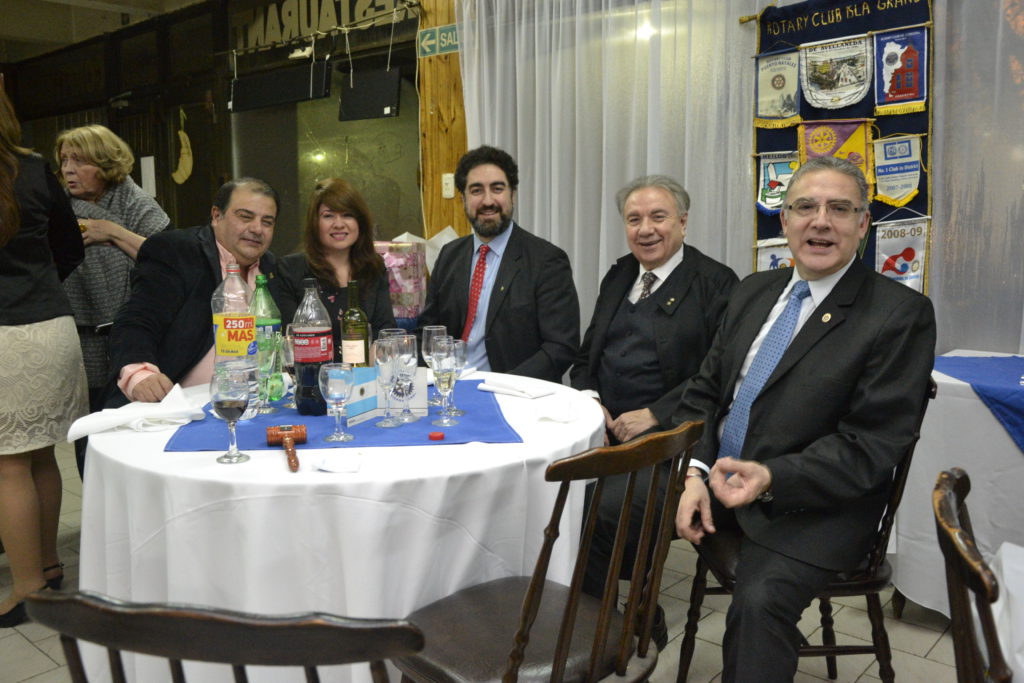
[230,0,415,51]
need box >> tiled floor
[1,442,958,682]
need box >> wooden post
[417,0,469,238]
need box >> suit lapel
[762,261,868,393]
[450,237,474,323]
[486,227,521,329]
[653,245,699,317]
[198,225,222,281]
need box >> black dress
[270,253,397,345]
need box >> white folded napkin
[67,384,208,441]
[477,375,556,400]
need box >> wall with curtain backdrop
[455,0,1024,355]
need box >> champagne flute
[319,363,355,442]
[256,330,279,414]
[447,338,467,417]
[421,325,447,406]
[431,337,459,427]
[393,334,419,423]
[373,338,401,428]
[210,372,252,464]
[280,325,296,409]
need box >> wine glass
[373,337,401,428]
[447,339,468,417]
[210,372,252,464]
[319,363,355,442]
[393,334,419,423]
[256,330,279,414]
[431,337,459,427]
[421,325,447,406]
[280,325,296,410]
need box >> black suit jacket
[105,224,278,407]
[417,224,579,382]
[570,245,737,426]
[673,260,936,571]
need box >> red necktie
[461,244,490,341]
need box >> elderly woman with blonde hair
[55,124,170,475]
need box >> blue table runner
[165,379,523,451]
[933,355,1024,453]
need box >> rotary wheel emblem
[772,74,786,90]
[809,127,837,154]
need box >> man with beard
[105,177,279,406]
[417,146,579,382]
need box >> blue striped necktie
[717,280,811,461]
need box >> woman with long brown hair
[0,87,88,627]
[271,177,395,344]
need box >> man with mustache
[418,146,579,382]
[106,177,279,406]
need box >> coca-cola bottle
[292,278,332,416]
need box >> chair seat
[394,576,636,683]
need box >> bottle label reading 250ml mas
[293,327,334,363]
[214,314,256,356]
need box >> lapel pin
[666,297,676,306]
[821,313,832,323]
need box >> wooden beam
[417,0,469,239]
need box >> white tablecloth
[891,351,1024,616]
[992,542,1024,676]
[78,373,604,682]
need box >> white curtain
[456,0,1024,354]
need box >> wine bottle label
[293,329,333,362]
[341,339,366,364]
[213,313,257,356]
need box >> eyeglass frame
[783,199,867,221]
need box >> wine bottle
[340,280,371,367]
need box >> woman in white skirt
[0,88,87,627]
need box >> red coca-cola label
[293,327,333,363]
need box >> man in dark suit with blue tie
[674,156,936,681]
[418,146,579,382]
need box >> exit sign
[418,24,460,58]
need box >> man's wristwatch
[685,470,708,485]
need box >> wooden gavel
[266,424,307,472]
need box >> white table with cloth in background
[77,373,604,683]
[891,350,1024,616]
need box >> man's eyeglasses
[785,200,865,221]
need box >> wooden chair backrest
[933,468,1013,683]
[862,376,937,575]
[25,590,424,683]
[504,419,704,682]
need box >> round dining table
[77,373,604,683]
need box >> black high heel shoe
[43,562,64,590]
[0,601,27,628]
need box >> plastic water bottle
[250,274,284,403]
[211,263,258,419]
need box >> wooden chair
[393,420,704,682]
[677,377,936,683]
[25,589,424,683]
[933,468,1013,682]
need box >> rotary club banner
[756,151,799,215]
[798,118,873,181]
[874,26,928,116]
[756,238,795,273]
[799,36,872,109]
[873,135,923,206]
[875,217,929,292]
[756,50,801,128]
